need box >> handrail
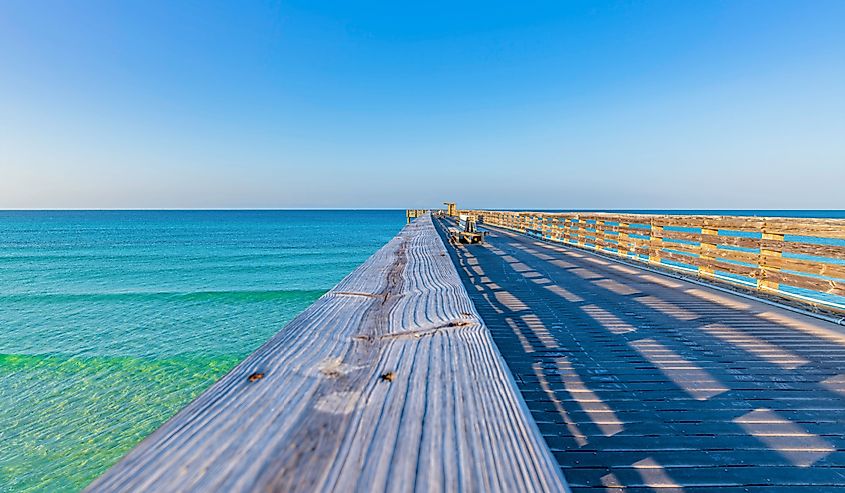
[86,213,567,493]
[465,210,845,314]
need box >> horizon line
[1,207,842,212]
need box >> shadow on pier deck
[439,220,845,492]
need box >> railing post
[576,215,585,247]
[649,219,663,265]
[561,216,572,243]
[618,221,630,257]
[595,219,606,252]
[699,223,718,279]
[758,223,783,292]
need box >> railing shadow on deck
[437,219,845,491]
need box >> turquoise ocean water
[0,210,403,492]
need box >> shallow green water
[0,210,402,492]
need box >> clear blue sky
[1,1,843,209]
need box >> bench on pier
[448,214,488,245]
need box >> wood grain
[86,214,567,493]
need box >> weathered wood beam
[86,213,567,493]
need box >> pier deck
[87,214,566,493]
[440,220,845,492]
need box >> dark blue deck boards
[438,220,845,492]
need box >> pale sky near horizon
[1,1,843,210]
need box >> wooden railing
[87,213,567,493]
[405,208,427,223]
[466,210,845,314]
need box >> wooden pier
[89,208,845,492]
[87,213,567,493]
[437,210,845,492]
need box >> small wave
[0,289,327,303]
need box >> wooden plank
[700,216,766,232]
[626,235,652,245]
[658,249,700,267]
[86,214,567,493]
[616,221,631,256]
[649,222,663,264]
[764,219,845,240]
[627,245,651,256]
[600,224,644,236]
[699,225,718,279]
[661,241,702,257]
[763,256,845,280]
[562,217,574,243]
[759,231,785,291]
[703,259,760,278]
[550,217,562,242]
[767,270,845,296]
[702,233,760,250]
[712,248,762,265]
[769,240,845,260]
[589,215,650,227]
[594,219,607,252]
[658,229,702,243]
